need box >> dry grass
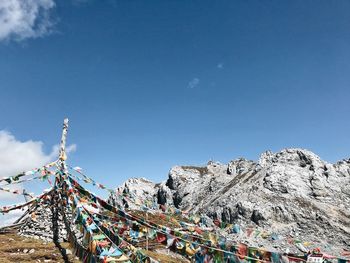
[130,210,191,229]
[181,166,208,176]
[0,231,80,263]
[141,249,190,263]
[123,211,192,262]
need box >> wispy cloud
[0,0,56,42]
[188,78,200,89]
[217,63,224,69]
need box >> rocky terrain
[0,231,80,263]
[109,148,350,256]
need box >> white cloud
[188,78,200,89]
[0,130,76,197]
[1,130,55,176]
[217,63,224,69]
[0,209,26,227]
[0,0,56,42]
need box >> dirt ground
[0,231,80,263]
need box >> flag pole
[52,118,69,247]
[59,118,69,163]
[146,212,149,250]
[58,118,69,179]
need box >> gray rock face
[109,148,350,255]
[109,177,158,209]
[18,192,78,243]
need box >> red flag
[157,232,167,243]
[160,204,166,212]
[159,213,166,220]
[213,219,220,227]
[195,226,203,235]
[246,228,253,237]
[237,243,247,259]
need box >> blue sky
[0,0,350,191]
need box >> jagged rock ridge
[109,148,350,254]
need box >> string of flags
[69,165,114,193]
[0,190,52,214]
[0,166,56,188]
[0,161,56,184]
[0,163,57,213]
[63,176,133,262]
[0,186,34,198]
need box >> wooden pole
[53,118,69,246]
[58,118,69,179]
[59,118,69,162]
[146,212,149,250]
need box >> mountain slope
[109,148,350,255]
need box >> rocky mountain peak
[259,148,324,167]
[108,148,350,255]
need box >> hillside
[109,148,350,256]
